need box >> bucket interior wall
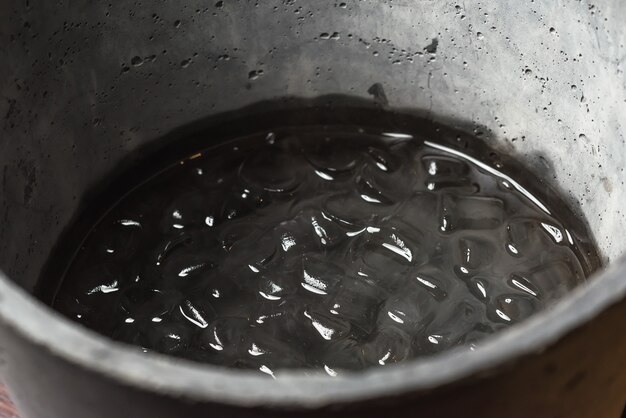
[0,0,625,292]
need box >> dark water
[48,119,598,376]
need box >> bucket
[0,1,625,417]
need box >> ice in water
[50,121,597,376]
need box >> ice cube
[176,297,215,329]
[362,326,411,366]
[120,286,181,321]
[418,298,486,353]
[143,319,191,354]
[159,190,221,233]
[521,260,584,301]
[422,155,470,177]
[90,218,144,260]
[455,235,496,271]
[422,156,475,192]
[272,219,319,255]
[244,328,308,368]
[355,164,413,204]
[465,276,491,302]
[257,268,299,301]
[197,317,250,359]
[240,149,304,193]
[320,337,366,371]
[348,227,426,282]
[392,192,439,232]
[160,251,215,284]
[488,294,539,323]
[327,276,384,334]
[301,209,346,249]
[367,146,398,173]
[411,265,451,302]
[300,253,344,296]
[439,194,504,233]
[324,192,397,227]
[507,273,541,298]
[505,218,552,257]
[302,309,351,342]
[377,286,434,334]
[303,137,360,174]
